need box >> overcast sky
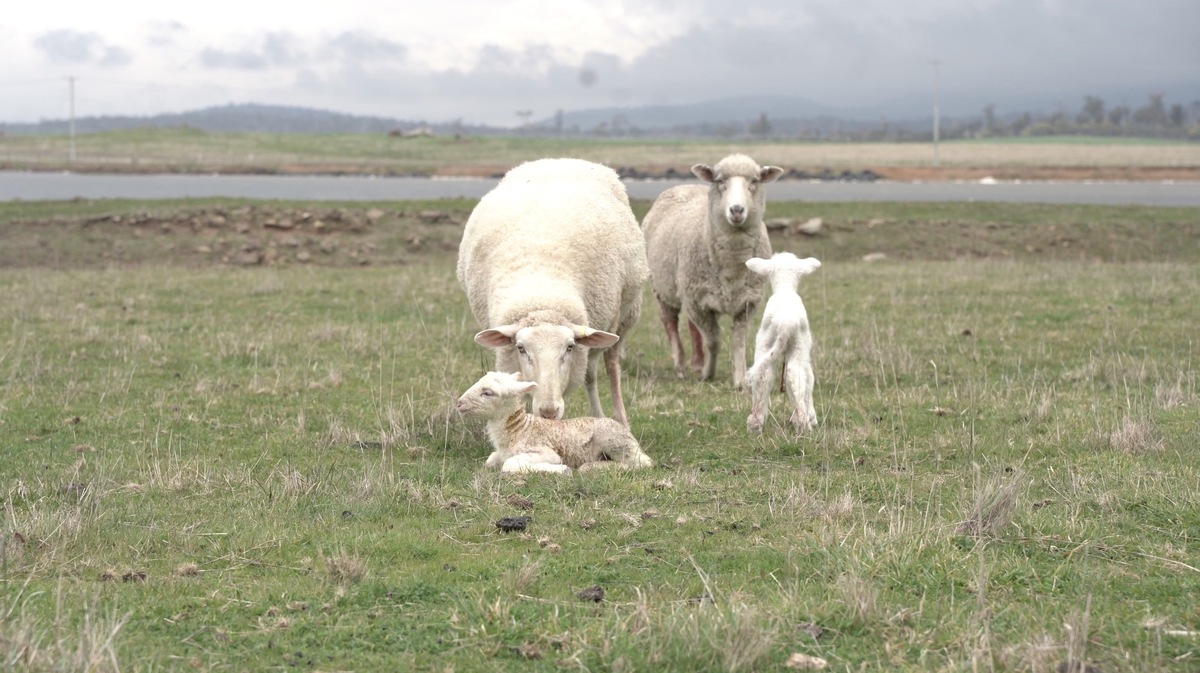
[1,0,1196,127]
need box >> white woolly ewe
[642,153,784,389]
[455,371,654,474]
[457,158,649,425]
[744,252,821,434]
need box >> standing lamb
[456,371,654,474]
[642,153,784,389]
[457,158,649,426]
[744,252,821,434]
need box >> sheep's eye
[516,344,526,355]
[566,342,575,352]
[481,389,495,397]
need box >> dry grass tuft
[836,572,879,623]
[958,474,1022,538]
[323,552,367,584]
[1102,417,1164,454]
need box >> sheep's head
[455,371,537,419]
[745,252,821,291]
[474,323,619,420]
[693,154,784,228]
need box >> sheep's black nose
[730,204,745,216]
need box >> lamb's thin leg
[785,351,817,432]
[659,303,686,378]
[604,346,629,426]
[731,307,754,391]
[687,319,704,374]
[584,351,605,418]
[746,332,783,433]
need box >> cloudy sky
[1,0,1196,127]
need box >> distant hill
[0,103,490,136]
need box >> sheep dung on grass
[744,252,821,434]
[455,371,654,474]
[642,153,784,389]
[457,158,649,426]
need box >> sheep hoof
[747,416,764,434]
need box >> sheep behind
[642,153,783,389]
[457,158,649,425]
[744,252,821,434]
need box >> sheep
[642,153,784,389]
[457,158,649,426]
[456,371,654,474]
[743,252,821,434]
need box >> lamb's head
[692,154,784,228]
[455,371,537,420]
[474,323,619,420]
[745,252,822,292]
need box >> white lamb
[457,158,649,426]
[456,371,654,474]
[744,252,822,434]
[642,154,784,389]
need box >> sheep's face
[693,155,784,229]
[474,323,620,420]
[455,371,536,419]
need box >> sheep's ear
[799,257,822,274]
[573,325,620,349]
[475,325,518,348]
[760,166,785,183]
[691,164,715,183]
[745,257,772,276]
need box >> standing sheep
[457,158,649,426]
[642,153,784,389]
[744,252,821,434]
[456,371,654,474]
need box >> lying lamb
[744,252,822,434]
[642,154,784,389]
[456,371,654,474]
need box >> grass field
[3,129,1199,177]
[2,197,1199,672]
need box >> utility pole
[68,76,77,164]
[930,60,941,167]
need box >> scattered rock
[495,515,531,533]
[795,217,824,236]
[577,585,605,602]
[765,217,792,231]
[366,208,385,221]
[122,571,147,583]
[862,252,888,262]
[796,621,826,639]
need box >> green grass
[1,200,1198,671]
[3,128,1197,174]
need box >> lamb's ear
[514,381,538,396]
[691,164,715,183]
[745,257,772,276]
[799,257,822,274]
[760,166,785,183]
[572,325,620,349]
[475,325,518,348]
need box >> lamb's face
[693,154,785,228]
[455,371,534,419]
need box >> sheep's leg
[502,450,571,474]
[659,303,687,378]
[730,308,753,391]
[584,350,605,419]
[687,319,705,374]
[603,346,629,427]
[692,311,720,381]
